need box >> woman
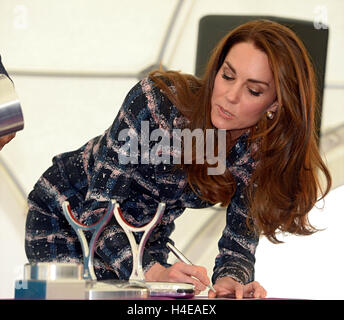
[25,20,331,299]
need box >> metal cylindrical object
[0,74,24,137]
[24,263,83,281]
[86,280,150,300]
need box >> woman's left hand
[208,276,267,299]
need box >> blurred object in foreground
[0,74,24,138]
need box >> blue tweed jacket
[25,76,259,285]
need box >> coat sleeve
[25,78,165,279]
[212,138,259,285]
[211,185,259,285]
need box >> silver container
[86,280,149,300]
[24,262,83,281]
[145,281,195,298]
[0,74,24,137]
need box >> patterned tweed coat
[25,77,259,285]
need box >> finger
[253,286,267,299]
[243,281,267,299]
[187,265,211,286]
[243,282,256,298]
[226,281,244,299]
[208,289,216,299]
[194,288,201,295]
[218,290,236,299]
[208,283,220,299]
[235,285,244,299]
[210,280,242,299]
[188,277,207,293]
[169,269,207,292]
[174,262,211,287]
[208,287,232,299]
[208,284,226,298]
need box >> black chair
[195,15,329,139]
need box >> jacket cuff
[142,250,172,275]
[212,264,254,285]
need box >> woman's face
[211,41,278,139]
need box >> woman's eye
[222,73,234,81]
[248,89,262,97]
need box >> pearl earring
[266,111,274,120]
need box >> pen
[166,242,216,293]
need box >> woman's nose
[225,83,241,104]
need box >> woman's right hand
[145,262,211,295]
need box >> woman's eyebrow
[247,78,270,87]
[224,60,270,87]
[224,60,237,74]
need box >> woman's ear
[267,100,279,113]
[265,101,279,120]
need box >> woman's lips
[217,105,235,119]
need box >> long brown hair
[149,19,332,243]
